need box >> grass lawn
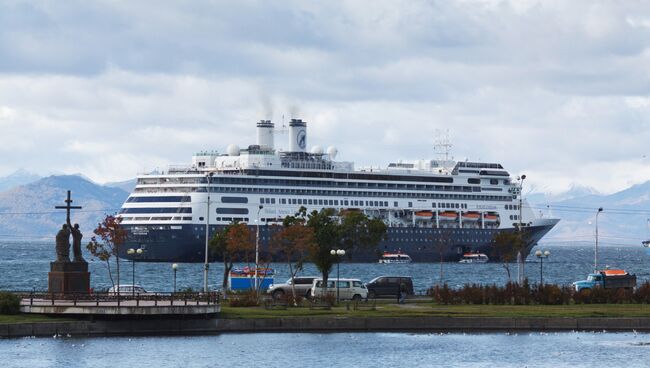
[0,314,71,324]
[220,301,650,319]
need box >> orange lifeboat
[415,211,434,218]
[483,214,499,222]
[439,211,458,220]
[462,212,480,220]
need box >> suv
[309,278,367,301]
[365,276,414,299]
[267,276,318,299]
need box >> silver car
[268,276,318,299]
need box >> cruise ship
[118,119,559,262]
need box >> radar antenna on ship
[433,129,453,161]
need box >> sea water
[1,242,648,293]
[1,332,650,367]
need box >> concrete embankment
[4,316,650,337]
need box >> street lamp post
[535,249,550,284]
[330,249,346,303]
[172,263,178,293]
[204,172,214,293]
[254,205,263,292]
[595,207,603,272]
[126,247,143,296]
[517,174,527,284]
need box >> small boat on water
[643,240,650,248]
[379,252,412,264]
[459,253,489,263]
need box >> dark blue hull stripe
[119,224,555,263]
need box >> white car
[267,276,319,299]
[107,284,148,295]
[309,278,367,301]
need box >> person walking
[398,282,407,304]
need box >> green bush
[228,290,260,307]
[0,292,20,314]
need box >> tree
[432,229,453,286]
[86,215,126,288]
[209,221,256,289]
[339,211,387,257]
[306,208,387,294]
[269,208,316,303]
[491,231,525,283]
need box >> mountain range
[528,183,650,247]
[0,174,129,240]
[0,170,648,247]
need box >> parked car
[267,276,319,299]
[309,278,367,301]
[365,276,414,299]
[107,284,149,295]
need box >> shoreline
[3,316,650,338]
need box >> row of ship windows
[505,204,520,210]
[134,187,513,202]
[261,197,469,210]
[120,216,193,221]
[392,238,488,243]
[140,177,478,192]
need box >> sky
[0,0,649,194]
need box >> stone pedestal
[48,261,90,294]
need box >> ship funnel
[256,120,274,150]
[289,119,307,152]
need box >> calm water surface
[1,241,649,292]
[2,332,650,368]
[3,242,650,366]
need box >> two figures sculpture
[55,220,85,263]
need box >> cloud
[0,0,649,194]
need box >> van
[309,278,367,301]
[365,276,414,298]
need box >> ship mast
[433,129,453,161]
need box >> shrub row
[428,281,650,305]
[227,290,260,307]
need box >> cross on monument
[55,190,82,224]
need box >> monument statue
[69,222,85,263]
[49,190,90,295]
[55,224,71,262]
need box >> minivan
[365,276,414,298]
[309,278,367,301]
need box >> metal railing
[12,290,220,308]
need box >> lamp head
[136,248,143,255]
[598,207,603,213]
[535,250,542,257]
[127,248,135,255]
[337,249,346,256]
[521,174,526,180]
[172,263,178,270]
[330,249,336,256]
[544,250,551,257]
